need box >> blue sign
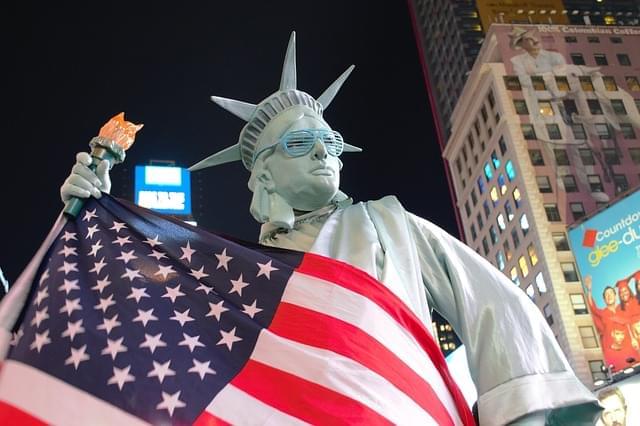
[134,165,192,215]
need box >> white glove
[60,152,112,203]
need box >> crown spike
[280,31,297,90]
[211,96,256,122]
[317,65,355,109]
[188,143,242,171]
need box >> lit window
[520,214,530,236]
[602,76,617,91]
[504,240,512,261]
[570,294,588,315]
[604,15,615,25]
[535,272,547,293]
[491,151,500,169]
[513,187,522,208]
[526,284,535,300]
[518,256,529,278]
[477,176,486,194]
[498,174,507,195]
[490,226,499,244]
[539,101,554,116]
[504,201,514,221]
[490,186,499,206]
[531,76,546,90]
[527,243,538,266]
[505,160,516,181]
[484,163,493,181]
[496,250,506,271]
[555,76,570,91]
[626,76,640,91]
[510,267,520,285]
[579,76,594,91]
[497,213,506,231]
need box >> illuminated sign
[134,165,192,215]
[568,190,640,374]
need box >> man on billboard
[596,386,628,426]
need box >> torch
[63,112,143,219]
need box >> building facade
[442,23,640,387]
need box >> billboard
[594,373,640,426]
[568,190,640,374]
[134,165,192,215]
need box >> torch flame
[98,112,143,151]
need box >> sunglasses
[253,129,344,163]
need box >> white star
[143,235,163,247]
[156,391,186,417]
[127,287,150,303]
[58,245,78,258]
[89,257,108,274]
[34,287,49,306]
[178,333,205,352]
[242,300,263,319]
[61,319,85,341]
[30,330,51,353]
[217,327,242,350]
[38,268,50,286]
[188,359,216,380]
[112,235,132,247]
[121,268,142,282]
[59,298,82,316]
[189,266,209,281]
[195,283,213,295]
[148,250,167,260]
[61,231,77,242]
[85,224,100,239]
[215,248,233,271]
[170,309,194,327]
[94,294,116,313]
[147,360,176,384]
[91,275,112,293]
[65,344,90,370]
[116,249,138,264]
[101,337,128,360]
[139,332,167,354]
[206,300,229,321]
[31,306,49,328]
[155,264,176,280]
[10,328,24,346]
[58,278,80,294]
[82,208,98,222]
[133,308,158,327]
[162,284,185,303]
[229,274,250,296]
[88,240,104,257]
[107,365,135,390]
[110,221,127,233]
[179,241,197,263]
[97,314,122,335]
[58,261,78,275]
[256,260,279,279]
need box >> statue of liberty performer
[61,32,600,425]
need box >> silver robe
[260,196,599,426]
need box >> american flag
[0,195,474,425]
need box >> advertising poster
[568,190,640,374]
[134,165,192,215]
[594,374,639,426]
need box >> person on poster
[596,386,628,426]
[58,32,600,425]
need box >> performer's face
[600,394,627,426]
[604,288,617,306]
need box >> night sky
[2,2,458,284]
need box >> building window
[562,174,578,192]
[603,148,620,165]
[589,360,606,382]
[561,262,579,282]
[510,267,519,286]
[470,223,477,241]
[571,123,587,140]
[520,213,530,236]
[613,174,629,194]
[552,232,570,251]
[536,176,553,193]
[596,123,611,139]
[594,54,608,66]
[588,174,603,192]
[570,294,588,315]
[602,76,617,91]
[617,54,631,66]
[570,53,585,65]
[482,237,490,256]
[579,76,594,91]
[484,162,493,181]
[544,204,561,222]
[554,149,570,166]
[563,99,578,115]
[477,213,484,230]
[488,90,495,109]
[499,137,507,156]
[477,176,486,194]
[579,326,598,349]
[527,243,538,266]
[483,200,491,219]
[496,250,506,271]
[630,148,640,164]
[505,160,516,181]
[529,149,544,166]
[587,99,603,115]
[521,124,536,140]
[498,174,507,195]
[544,304,553,326]
[497,213,506,232]
[512,187,522,208]
[587,36,600,44]
[505,201,514,222]
[504,240,512,261]
[471,188,478,206]
[490,186,499,207]
[579,149,595,165]
[504,76,521,90]
[491,151,500,169]
[535,272,547,293]
[526,284,535,300]
[489,226,498,245]
[518,256,529,278]
[481,105,488,123]
[570,202,586,220]
[621,123,636,139]
[531,76,546,90]
[464,201,471,217]
[611,99,627,115]
[626,76,640,91]
[564,36,577,43]
[610,36,622,44]
[511,228,520,249]
[555,76,570,91]
[546,123,562,139]
[513,99,528,114]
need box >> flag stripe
[0,400,47,426]
[200,384,308,426]
[231,359,393,426]
[0,361,149,426]
[283,270,462,423]
[249,328,438,425]
[268,302,454,425]
[297,253,475,425]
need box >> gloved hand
[60,152,112,204]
